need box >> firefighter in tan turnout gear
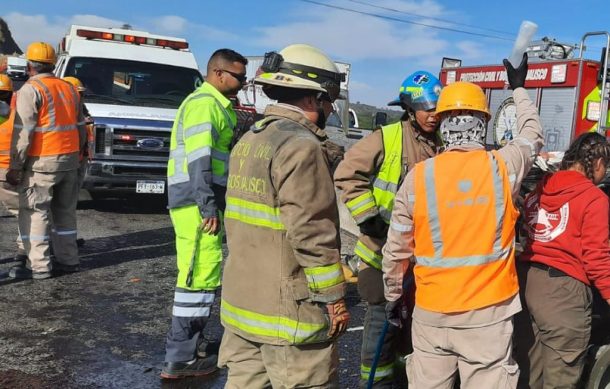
[6,42,87,280]
[218,44,350,388]
[334,71,443,387]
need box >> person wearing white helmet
[217,44,350,388]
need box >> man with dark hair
[160,48,247,379]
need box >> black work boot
[160,354,218,379]
[8,265,52,280]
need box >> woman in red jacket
[515,132,610,388]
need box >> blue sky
[3,1,608,107]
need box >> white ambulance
[54,25,203,197]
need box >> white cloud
[148,15,238,41]
[150,15,188,34]
[3,12,126,51]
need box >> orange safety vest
[0,94,17,168]
[27,77,80,157]
[0,108,15,168]
[412,149,519,313]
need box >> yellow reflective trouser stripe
[361,362,394,381]
[303,262,345,290]
[224,196,285,230]
[346,192,376,220]
[220,299,326,344]
[354,240,382,270]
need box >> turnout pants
[165,204,223,363]
[218,330,339,389]
[358,267,401,388]
[0,181,25,256]
[514,264,592,389]
[19,170,79,273]
[407,317,519,389]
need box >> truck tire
[587,345,610,389]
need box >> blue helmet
[388,70,442,111]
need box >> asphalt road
[0,194,374,388]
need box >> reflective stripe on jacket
[352,122,403,269]
[27,78,80,157]
[413,149,519,313]
[167,82,235,217]
[221,104,345,346]
[371,122,403,223]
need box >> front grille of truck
[93,126,170,161]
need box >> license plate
[136,180,165,194]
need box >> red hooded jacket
[520,170,610,299]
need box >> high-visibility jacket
[350,122,403,269]
[167,82,235,217]
[27,78,80,157]
[221,104,345,346]
[412,149,519,313]
[0,108,15,169]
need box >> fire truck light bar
[76,29,188,50]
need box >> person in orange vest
[382,53,544,387]
[5,42,87,280]
[0,74,26,261]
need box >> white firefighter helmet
[254,44,345,101]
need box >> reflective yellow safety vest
[351,122,403,269]
[412,149,519,313]
[167,82,235,209]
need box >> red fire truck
[439,32,610,153]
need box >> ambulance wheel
[587,345,610,389]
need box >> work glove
[358,215,389,239]
[326,298,351,337]
[5,169,22,186]
[503,52,528,90]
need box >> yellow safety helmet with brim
[25,42,56,64]
[63,76,86,92]
[435,81,490,118]
[254,44,345,102]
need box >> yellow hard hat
[0,74,13,92]
[254,44,345,101]
[435,81,490,118]
[63,76,86,92]
[26,42,56,64]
